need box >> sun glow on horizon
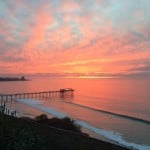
[0,0,150,77]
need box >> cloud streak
[0,0,150,76]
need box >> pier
[0,88,74,101]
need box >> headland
[0,76,27,81]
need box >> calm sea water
[0,77,150,150]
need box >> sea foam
[17,99,67,118]
[17,98,150,150]
[75,120,150,150]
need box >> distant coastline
[0,76,27,82]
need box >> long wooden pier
[0,88,74,101]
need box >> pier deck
[0,88,74,101]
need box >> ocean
[0,77,150,150]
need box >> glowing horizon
[0,0,150,76]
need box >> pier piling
[0,88,74,101]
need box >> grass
[0,113,130,150]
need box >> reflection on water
[0,77,150,120]
[1,77,150,149]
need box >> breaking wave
[17,98,150,150]
[64,101,150,125]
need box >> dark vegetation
[0,113,130,150]
[34,114,83,134]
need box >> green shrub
[35,114,82,134]
[35,114,48,121]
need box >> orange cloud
[0,0,150,76]
[23,7,52,51]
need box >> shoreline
[0,113,130,150]
[4,100,129,149]
[4,98,150,150]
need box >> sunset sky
[0,0,150,76]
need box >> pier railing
[0,101,17,116]
[0,88,74,101]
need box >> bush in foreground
[0,114,86,150]
[35,114,82,134]
[0,113,129,150]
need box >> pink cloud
[23,10,52,51]
[60,0,81,13]
[0,0,150,76]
